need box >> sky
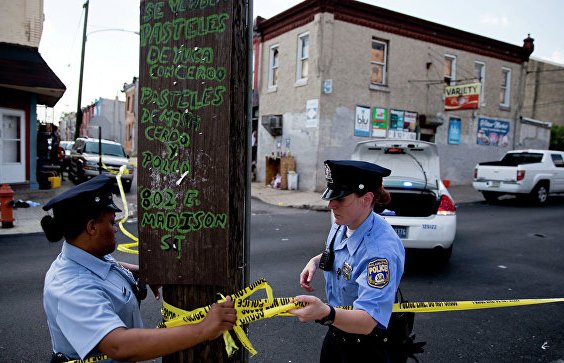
[39,0,564,124]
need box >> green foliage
[550,125,564,151]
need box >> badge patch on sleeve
[367,258,390,289]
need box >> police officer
[41,175,236,362]
[291,160,405,362]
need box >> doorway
[0,108,26,183]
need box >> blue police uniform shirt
[43,242,143,361]
[323,212,405,328]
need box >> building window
[500,67,512,108]
[268,44,279,90]
[444,54,456,85]
[296,32,309,83]
[474,61,486,105]
[370,38,388,85]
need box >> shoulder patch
[367,258,390,289]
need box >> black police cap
[321,160,391,200]
[43,174,121,212]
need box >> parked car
[68,137,134,192]
[347,139,457,262]
[472,149,564,205]
[59,140,74,171]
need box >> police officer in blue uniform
[291,160,405,362]
[41,175,237,362]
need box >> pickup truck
[472,149,564,204]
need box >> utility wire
[527,68,564,74]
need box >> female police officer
[41,175,236,362]
[290,160,405,362]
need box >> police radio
[318,248,334,271]
[319,226,340,271]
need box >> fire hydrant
[0,184,15,228]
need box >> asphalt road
[1,197,564,362]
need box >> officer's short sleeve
[56,283,126,359]
[353,248,401,328]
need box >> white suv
[68,137,134,192]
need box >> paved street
[1,195,564,362]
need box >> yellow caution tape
[159,278,305,357]
[114,165,139,255]
[66,354,108,363]
[160,278,564,357]
[392,297,564,313]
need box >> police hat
[43,174,122,213]
[321,160,391,200]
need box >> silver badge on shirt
[342,262,353,280]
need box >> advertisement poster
[444,82,481,111]
[390,109,404,130]
[403,111,418,132]
[372,107,387,137]
[448,117,461,144]
[354,105,371,136]
[306,99,319,128]
[476,117,510,147]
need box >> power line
[527,68,564,74]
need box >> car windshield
[62,142,74,150]
[85,141,126,157]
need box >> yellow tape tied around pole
[159,278,305,357]
[113,165,139,255]
[160,278,564,358]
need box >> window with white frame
[268,44,279,89]
[370,38,388,85]
[296,32,309,82]
[500,67,511,107]
[444,54,456,85]
[474,61,486,105]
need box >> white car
[349,139,457,262]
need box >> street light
[75,0,89,140]
[74,0,139,139]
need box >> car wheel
[529,183,549,205]
[482,191,499,203]
[76,165,87,184]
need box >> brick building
[253,0,544,191]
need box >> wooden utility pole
[138,1,250,361]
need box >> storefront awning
[0,42,66,107]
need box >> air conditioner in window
[261,114,283,137]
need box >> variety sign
[444,82,481,110]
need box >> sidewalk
[0,180,483,236]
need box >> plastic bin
[288,171,298,190]
[48,176,62,189]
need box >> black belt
[328,325,386,345]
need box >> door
[550,153,564,192]
[0,108,26,183]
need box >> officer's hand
[149,284,161,300]
[199,296,237,341]
[299,256,319,292]
[289,295,327,322]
